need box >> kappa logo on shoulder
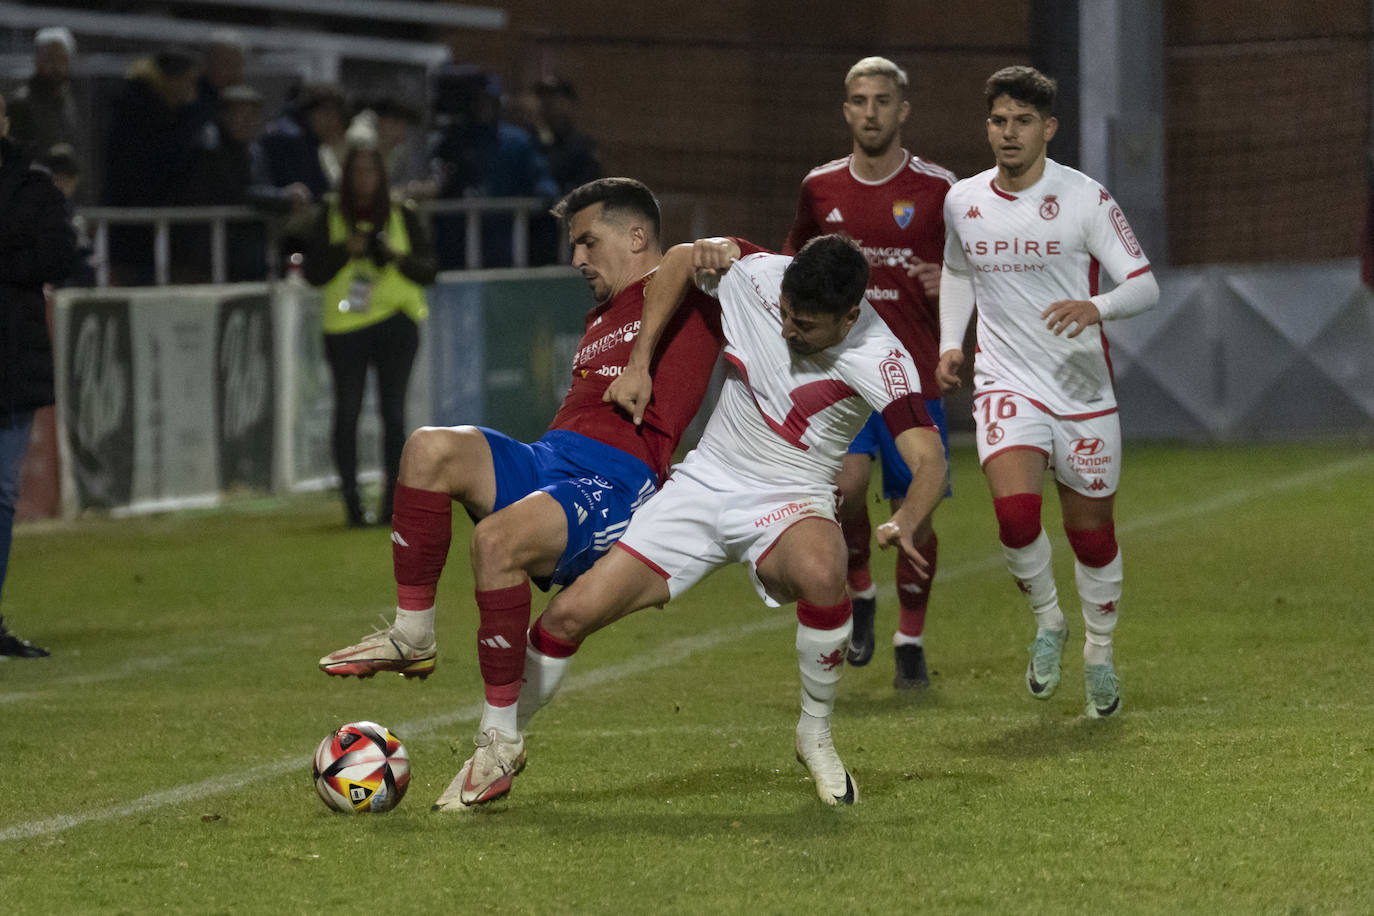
[964,205,982,219]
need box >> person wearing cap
[7,27,82,185]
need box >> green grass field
[2,442,1372,914]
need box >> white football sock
[392,605,434,645]
[478,701,518,741]
[516,644,572,732]
[1002,530,1066,632]
[892,631,923,647]
[850,584,877,600]
[1076,552,1123,667]
[796,619,852,719]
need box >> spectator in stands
[101,48,202,285]
[533,76,602,195]
[349,97,433,201]
[188,29,248,136]
[36,143,94,286]
[427,65,557,268]
[173,85,304,282]
[525,75,602,265]
[7,28,82,196]
[0,91,77,657]
[262,82,350,202]
[303,143,436,527]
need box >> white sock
[797,709,831,738]
[796,620,852,719]
[849,584,877,600]
[1002,530,1066,632]
[1076,552,1123,667]
[516,644,572,733]
[478,701,518,741]
[392,605,434,645]
[892,631,923,647]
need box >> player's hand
[936,348,964,393]
[604,363,653,425]
[1042,299,1101,338]
[909,259,941,301]
[875,519,932,579]
[691,237,740,289]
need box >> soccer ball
[312,721,410,814]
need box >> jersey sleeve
[782,182,819,255]
[1082,182,1151,283]
[847,341,927,420]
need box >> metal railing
[77,194,707,288]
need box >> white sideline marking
[3,454,1369,842]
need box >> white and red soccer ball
[313,721,410,814]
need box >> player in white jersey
[937,66,1158,718]
[438,234,947,809]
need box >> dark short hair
[985,65,1057,115]
[782,234,869,318]
[551,177,661,242]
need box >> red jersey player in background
[785,56,954,689]
[319,178,723,808]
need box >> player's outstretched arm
[604,242,695,425]
[875,426,947,575]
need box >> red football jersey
[784,152,954,396]
[551,274,722,481]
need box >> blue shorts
[845,398,952,500]
[481,428,657,588]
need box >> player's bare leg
[985,449,1067,698]
[836,453,878,666]
[1060,484,1122,717]
[758,519,858,806]
[435,547,668,811]
[320,426,497,679]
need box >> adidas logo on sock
[391,531,409,547]
[480,635,513,649]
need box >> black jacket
[0,138,77,419]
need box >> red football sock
[391,484,453,610]
[897,533,937,638]
[476,581,532,706]
[529,615,581,658]
[842,505,873,593]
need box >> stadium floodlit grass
[2,442,1372,913]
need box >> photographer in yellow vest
[304,143,436,526]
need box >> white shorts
[972,390,1121,498]
[614,454,838,607]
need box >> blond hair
[844,56,908,94]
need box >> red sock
[392,484,453,610]
[897,533,937,638]
[842,505,873,593]
[529,615,580,658]
[796,597,853,630]
[476,581,532,706]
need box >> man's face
[779,295,859,356]
[569,203,638,303]
[35,42,69,83]
[842,74,908,158]
[221,101,261,144]
[986,95,1057,178]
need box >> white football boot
[794,716,858,806]
[319,621,436,679]
[432,728,527,811]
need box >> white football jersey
[943,158,1152,417]
[692,251,924,487]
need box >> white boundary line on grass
[3,452,1370,843]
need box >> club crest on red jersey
[1039,195,1060,220]
[892,201,914,229]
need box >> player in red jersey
[318,178,723,804]
[785,56,955,688]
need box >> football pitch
[2,441,1371,913]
